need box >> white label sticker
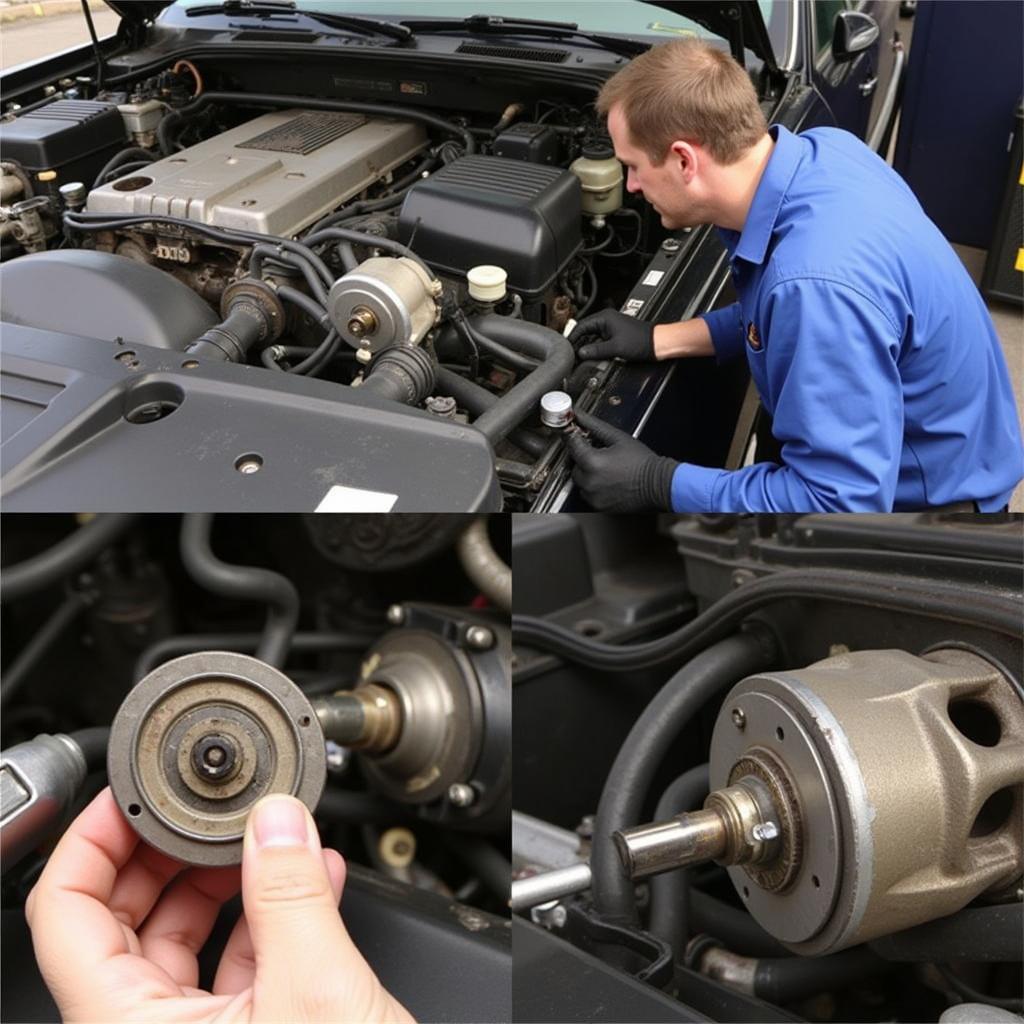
[621,298,645,317]
[642,270,665,287]
[314,484,398,512]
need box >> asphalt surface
[1,8,119,71]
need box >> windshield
[168,1,727,44]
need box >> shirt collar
[721,123,804,266]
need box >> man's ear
[668,140,699,183]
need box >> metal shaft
[314,684,402,752]
[510,862,592,912]
[614,809,728,879]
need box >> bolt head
[447,783,476,807]
[386,604,405,626]
[751,821,779,842]
[731,707,747,730]
[466,625,494,650]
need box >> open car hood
[102,1,777,69]
[643,2,778,70]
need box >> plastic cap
[540,390,573,429]
[467,265,508,302]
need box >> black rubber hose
[92,146,155,188]
[186,305,267,363]
[179,515,299,668]
[64,212,334,290]
[592,631,776,926]
[301,226,432,278]
[158,92,474,158]
[1,515,137,603]
[648,763,709,955]
[443,315,538,374]
[935,963,1023,1012]
[68,726,110,773]
[250,244,330,306]
[360,346,436,406]
[869,904,1023,963]
[0,594,87,709]
[462,315,575,445]
[688,891,789,958]
[513,568,1024,672]
[316,787,412,825]
[433,367,548,458]
[445,836,512,903]
[133,630,375,683]
[753,946,888,1004]
[274,284,332,330]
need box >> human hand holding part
[26,787,415,1024]
[564,409,678,512]
[569,309,656,362]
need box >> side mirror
[832,9,880,61]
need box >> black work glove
[565,410,678,512]
[568,309,656,362]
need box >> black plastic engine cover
[0,326,501,512]
[0,99,126,189]
[398,155,581,298]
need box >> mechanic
[25,788,414,1023]
[566,39,1023,512]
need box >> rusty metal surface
[108,651,325,866]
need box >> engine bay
[0,55,684,510]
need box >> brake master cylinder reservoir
[615,648,1024,954]
[570,139,623,224]
[108,652,326,866]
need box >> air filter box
[0,99,127,192]
[398,155,581,299]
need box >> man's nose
[626,169,641,194]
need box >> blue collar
[721,124,804,266]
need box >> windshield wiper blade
[186,1,411,42]
[400,14,648,58]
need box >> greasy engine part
[314,605,510,828]
[327,256,441,362]
[107,650,326,866]
[616,647,1024,955]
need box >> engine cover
[398,155,582,298]
[86,109,427,237]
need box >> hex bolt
[731,707,747,730]
[448,782,476,807]
[386,604,405,626]
[465,625,494,651]
[661,237,682,254]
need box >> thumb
[573,409,630,447]
[243,794,412,1023]
[577,339,615,362]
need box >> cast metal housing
[108,651,326,866]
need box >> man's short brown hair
[597,39,767,165]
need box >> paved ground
[0,7,119,71]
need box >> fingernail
[252,796,309,848]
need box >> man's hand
[26,787,415,1023]
[568,310,655,362]
[565,410,678,511]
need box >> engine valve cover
[86,109,427,237]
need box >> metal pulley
[108,651,326,866]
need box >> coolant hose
[591,630,776,926]
[159,92,475,158]
[1,515,137,602]
[459,315,575,446]
[433,368,548,458]
[359,346,436,406]
[457,517,511,612]
[179,514,299,667]
[648,763,709,955]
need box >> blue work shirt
[670,124,1023,512]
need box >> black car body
[0,1,904,511]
